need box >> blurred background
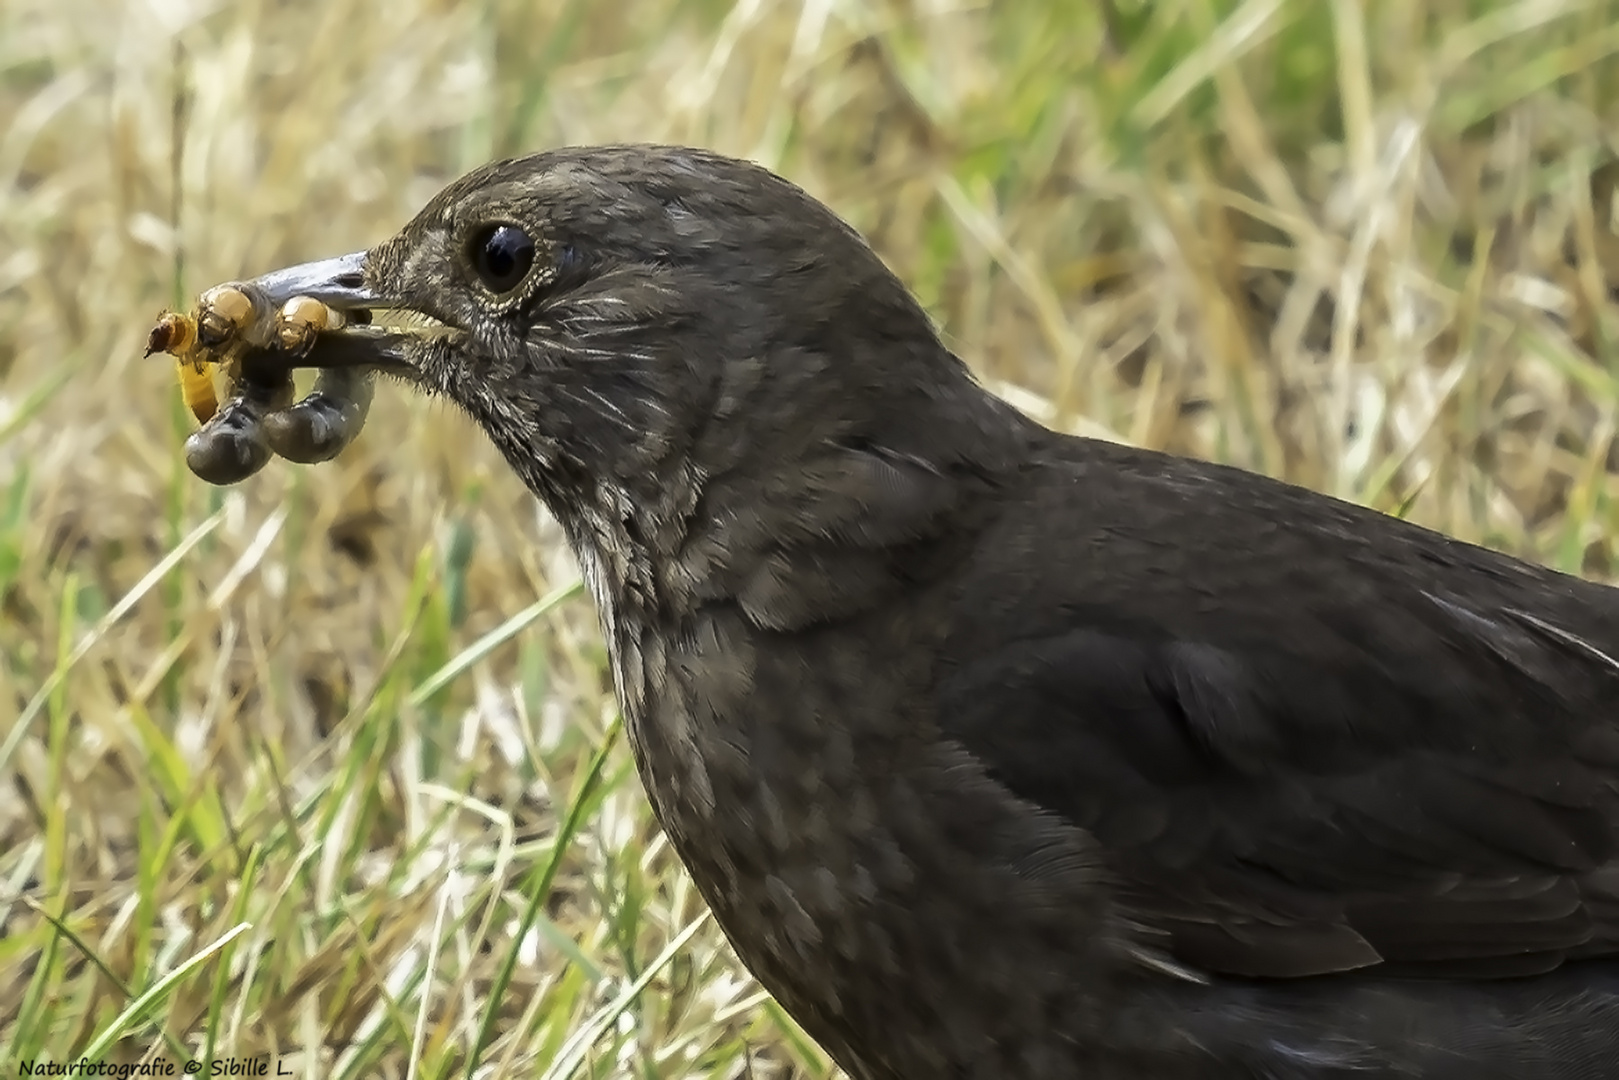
[2,0,1618,1075]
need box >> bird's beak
[250,250,378,311]
[243,250,422,375]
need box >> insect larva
[146,311,221,423]
[275,295,347,355]
[182,362,295,486]
[262,367,375,464]
[176,359,219,424]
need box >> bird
[199,145,1619,1078]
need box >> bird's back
[925,430,1619,1075]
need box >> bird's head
[248,146,1010,527]
[232,146,1030,634]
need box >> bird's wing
[934,440,1619,980]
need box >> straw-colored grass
[2,0,1617,1076]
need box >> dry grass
[2,0,1618,1076]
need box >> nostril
[334,270,366,289]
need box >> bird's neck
[479,354,1038,726]
[556,399,1032,627]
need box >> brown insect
[275,295,350,355]
[144,284,268,424]
[146,282,372,484]
[146,313,217,424]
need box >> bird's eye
[469,224,536,294]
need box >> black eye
[469,224,536,294]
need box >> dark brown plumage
[207,145,1619,1078]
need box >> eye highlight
[469,224,536,295]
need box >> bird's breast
[598,602,1134,1077]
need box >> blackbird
[208,146,1619,1078]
